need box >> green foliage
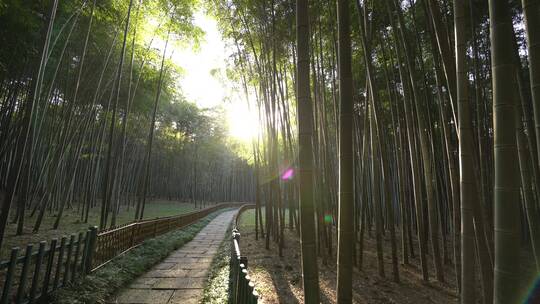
[201,222,232,303]
[0,0,202,113]
[0,0,254,199]
[0,0,42,74]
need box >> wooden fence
[0,202,243,303]
[229,204,259,304]
[0,230,95,304]
[92,202,241,269]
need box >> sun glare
[156,10,262,144]
[227,101,260,142]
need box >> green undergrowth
[46,209,230,304]
[201,222,232,303]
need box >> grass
[237,209,257,227]
[46,208,230,304]
[201,222,233,304]
[1,200,200,259]
[236,208,297,228]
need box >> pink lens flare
[281,168,294,180]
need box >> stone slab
[108,210,237,304]
[114,289,173,304]
[153,277,206,289]
[168,290,202,304]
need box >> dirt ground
[239,232,459,303]
[237,211,462,304]
[236,209,540,304]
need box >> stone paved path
[109,210,236,304]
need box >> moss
[47,209,230,304]
[201,223,232,304]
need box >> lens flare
[324,214,333,224]
[525,276,540,303]
[281,168,294,180]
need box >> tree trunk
[296,0,320,301]
[488,1,522,303]
[336,0,354,299]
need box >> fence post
[249,282,258,304]
[229,232,236,303]
[85,226,98,274]
[1,247,19,304]
[244,272,253,304]
[234,232,242,302]
[239,266,248,303]
[53,237,67,290]
[15,245,33,304]
[236,258,247,303]
[28,242,46,302]
[42,239,57,294]
[130,224,136,247]
[71,232,83,281]
[236,263,245,304]
[63,234,75,286]
[231,230,241,303]
[80,232,88,274]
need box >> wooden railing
[92,202,242,269]
[0,202,243,303]
[0,230,95,304]
[229,204,259,304]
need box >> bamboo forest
[0,0,540,303]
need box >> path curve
[109,210,236,304]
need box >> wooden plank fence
[92,202,241,269]
[0,202,243,303]
[229,204,259,304]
